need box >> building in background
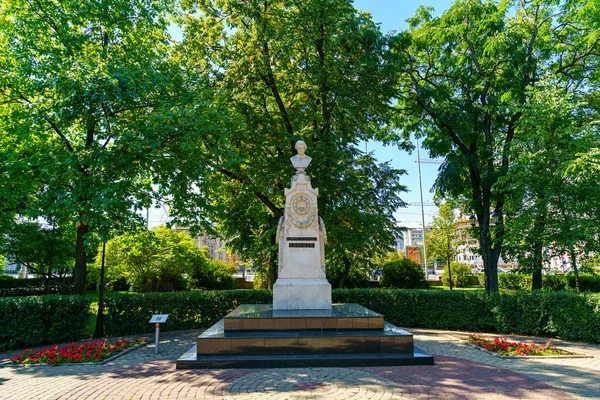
[173,226,241,266]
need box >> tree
[501,85,600,290]
[188,257,237,290]
[441,262,473,288]
[0,0,217,294]
[174,0,408,287]
[380,258,427,289]
[426,203,460,290]
[100,226,208,292]
[394,0,600,292]
[2,220,74,293]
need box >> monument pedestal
[175,141,434,368]
[273,278,332,310]
[176,304,434,369]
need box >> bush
[102,288,600,343]
[333,289,494,332]
[566,273,600,292]
[441,262,473,287]
[0,295,90,351]
[380,258,427,289]
[0,277,72,297]
[188,260,237,290]
[104,290,272,336]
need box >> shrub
[327,266,370,288]
[0,277,72,297]
[380,258,427,289]
[333,289,495,332]
[97,226,208,292]
[188,260,237,290]
[441,262,473,287]
[104,290,272,336]
[102,288,600,343]
[0,295,90,351]
[498,273,529,290]
[566,273,600,292]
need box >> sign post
[149,314,169,355]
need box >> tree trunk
[72,220,89,295]
[338,256,352,288]
[569,247,581,292]
[531,241,543,290]
[478,215,500,293]
[447,262,453,290]
[447,248,453,291]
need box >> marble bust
[290,140,312,173]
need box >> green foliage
[380,258,427,289]
[502,84,600,290]
[333,289,494,332]
[188,258,237,291]
[426,203,461,271]
[104,290,272,336]
[441,263,473,288]
[0,0,215,294]
[395,0,600,292]
[0,277,72,297]
[477,273,600,292]
[327,266,370,289]
[566,274,600,293]
[176,0,408,287]
[2,221,74,293]
[95,226,208,292]
[0,295,90,351]
[100,288,600,343]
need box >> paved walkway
[0,328,598,399]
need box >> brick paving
[0,328,597,399]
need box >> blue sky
[158,1,455,228]
[352,0,453,226]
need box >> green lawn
[83,291,129,338]
[428,285,484,291]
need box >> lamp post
[416,136,428,275]
[93,218,119,338]
[93,240,107,338]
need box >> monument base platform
[176,304,434,369]
[273,278,332,310]
[176,346,433,368]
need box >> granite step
[178,346,434,369]
[197,320,413,356]
[223,303,384,331]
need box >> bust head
[295,140,307,156]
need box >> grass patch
[82,291,129,338]
[428,285,483,291]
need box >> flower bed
[10,338,147,366]
[462,333,568,357]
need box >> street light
[491,211,500,225]
[469,212,500,227]
[469,214,477,227]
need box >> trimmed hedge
[0,277,72,297]
[104,290,272,336]
[476,272,600,292]
[0,295,90,351]
[103,288,600,343]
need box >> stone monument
[273,140,331,310]
[176,140,434,369]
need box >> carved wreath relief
[289,194,316,228]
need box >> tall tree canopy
[502,85,600,290]
[174,0,409,286]
[0,0,219,293]
[394,0,600,292]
